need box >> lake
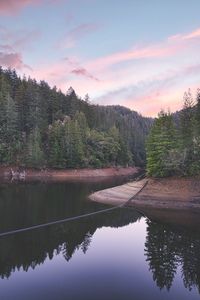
[0,179,199,300]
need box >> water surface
[0,180,199,300]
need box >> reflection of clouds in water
[0,181,141,279]
[0,182,200,299]
[89,219,146,266]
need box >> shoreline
[89,177,200,229]
[0,166,141,182]
[89,177,200,210]
[132,177,200,210]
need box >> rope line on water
[0,205,121,238]
[0,177,148,238]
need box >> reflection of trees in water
[0,207,141,279]
[145,220,200,292]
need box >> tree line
[0,67,152,169]
[146,88,200,177]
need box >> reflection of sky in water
[0,219,199,300]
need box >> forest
[0,67,152,169]
[2,66,199,176]
[146,89,200,177]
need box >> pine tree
[191,89,200,174]
[179,89,195,174]
[146,111,177,177]
[180,89,194,146]
[48,121,65,168]
[0,67,152,169]
[67,120,84,168]
[26,127,44,167]
[4,94,20,163]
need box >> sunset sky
[1,0,200,116]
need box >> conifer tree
[179,89,195,174]
[26,126,44,167]
[0,66,152,168]
[146,111,177,177]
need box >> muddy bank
[132,177,200,210]
[89,179,148,205]
[89,177,200,211]
[140,207,200,231]
[0,166,141,182]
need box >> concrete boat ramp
[89,179,148,206]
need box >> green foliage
[146,111,178,177]
[26,127,44,167]
[146,89,200,177]
[0,67,152,169]
[48,121,65,168]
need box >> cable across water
[0,178,148,238]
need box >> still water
[0,179,199,300]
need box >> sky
[1,0,200,116]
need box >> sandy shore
[0,166,141,182]
[89,177,200,210]
[133,177,200,210]
[89,177,200,229]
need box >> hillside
[0,67,152,169]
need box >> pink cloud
[86,27,200,72]
[125,90,182,117]
[184,28,200,39]
[0,0,61,15]
[71,68,99,81]
[60,23,100,49]
[0,0,39,15]
[0,52,31,70]
[24,26,200,116]
[13,30,41,50]
[26,57,103,97]
[93,63,200,116]
[169,27,200,41]
[125,82,200,117]
[0,25,40,51]
[0,27,40,71]
[86,42,184,72]
[0,44,13,51]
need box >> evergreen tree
[0,66,152,169]
[4,94,20,163]
[66,120,84,168]
[26,127,44,167]
[195,88,200,136]
[146,111,178,177]
[191,89,200,174]
[48,121,65,168]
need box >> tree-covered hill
[0,67,152,169]
[146,89,200,177]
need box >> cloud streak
[71,68,99,81]
[0,0,39,15]
[0,52,31,70]
[87,43,181,71]
[169,28,200,41]
[60,23,100,49]
[0,26,40,70]
[0,0,62,15]
[0,26,40,51]
[85,27,200,73]
[94,63,200,116]
[20,26,200,116]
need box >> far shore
[0,166,141,182]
